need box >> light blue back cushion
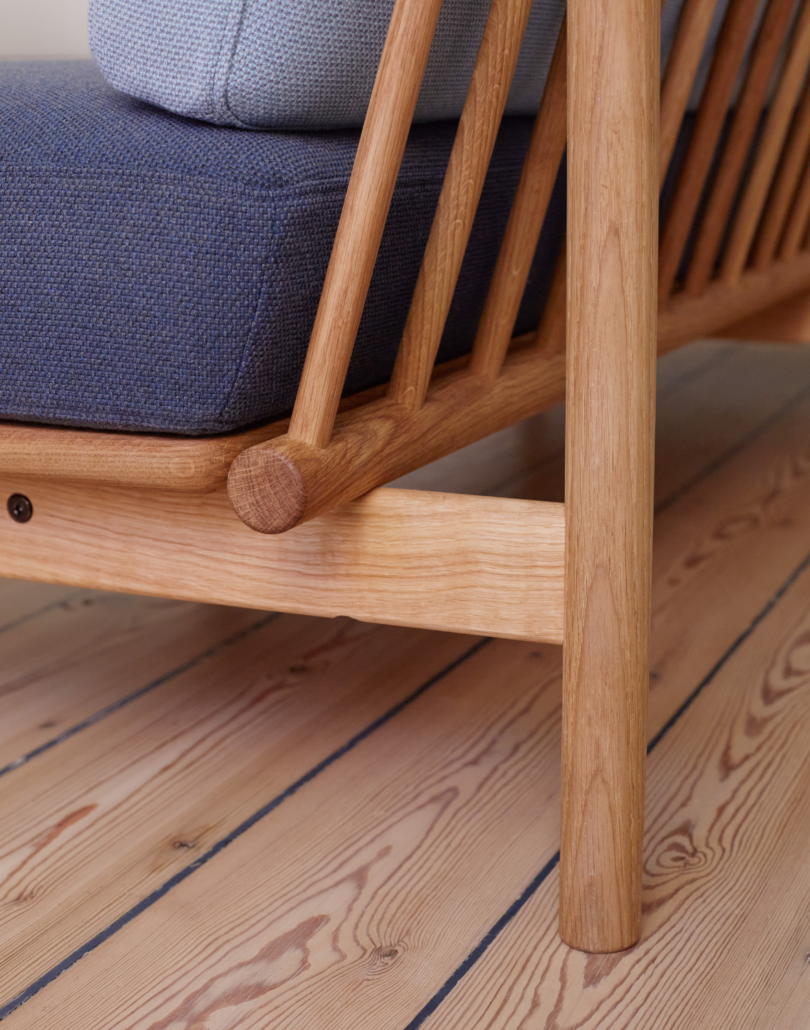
[88,0,567,129]
[88,0,726,131]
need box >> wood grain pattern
[712,287,810,340]
[0,593,263,771]
[0,615,474,1006]
[8,343,810,1028]
[388,0,538,409]
[753,74,810,269]
[780,141,810,259]
[685,0,798,295]
[721,0,810,282]
[534,244,567,355]
[0,479,565,644]
[658,248,810,350]
[6,271,810,507]
[418,450,810,1029]
[286,0,444,448]
[562,0,658,952]
[468,18,567,379]
[228,344,566,534]
[659,0,718,182]
[658,0,762,299]
[0,580,77,633]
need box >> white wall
[1,0,91,58]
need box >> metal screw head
[7,494,33,523]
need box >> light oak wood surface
[658,249,810,347]
[721,0,810,282]
[417,444,810,1029]
[389,0,538,409]
[5,341,810,1028]
[227,345,566,534]
[0,615,474,1005]
[0,479,566,644]
[562,0,658,952]
[658,0,717,182]
[780,142,810,260]
[714,287,810,342]
[753,73,810,269]
[0,594,264,771]
[685,0,798,295]
[658,0,762,299]
[286,0,445,449]
[469,19,567,379]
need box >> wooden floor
[2,339,810,1028]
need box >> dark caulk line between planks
[400,547,810,1030]
[655,375,810,516]
[0,612,280,780]
[0,589,86,639]
[0,638,491,1022]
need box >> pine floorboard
[1,341,810,1028]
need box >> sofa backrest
[89,0,719,131]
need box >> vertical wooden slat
[534,244,567,355]
[562,0,659,955]
[658,0,762,300]
[685,0,797,296]
[388,0,537,410]
[780,149,810,259]
[753,75,810,267]
[468,19,567,380]
[287,0,445,450]
[659,0,722,183]
[721,0,810,283]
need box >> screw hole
[7,494,33,524]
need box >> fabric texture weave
[0,61,565,435]
[89,0,567,129]
[87,0,716,131]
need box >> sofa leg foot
[560,0,658,954]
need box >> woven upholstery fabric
[89,0,566,130]
[88,0,712,131]
[0,61,564,435]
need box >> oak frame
[3,0,810,954]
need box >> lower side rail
[0,476,565,645]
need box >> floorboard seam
[487,345,737,501]
[0,637,490,1023]
[654,376,810,516]
[0,589,86,639]
[0,611,280,781]
[400,547,810,1030]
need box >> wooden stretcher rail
[228,343,567,535]
[4,247,810,500]
[0,476,566,644]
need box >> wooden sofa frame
[3,0,810,953]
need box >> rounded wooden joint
[227,446,307,534]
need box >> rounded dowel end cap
[227,446,307,534]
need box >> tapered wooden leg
[560,0,659,952]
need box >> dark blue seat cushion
[0,61,564,435]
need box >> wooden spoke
[286,0,445,450]
[685,0,797,296]
[468,19,567,380]
[753,74,810,268]
[658,0,762,301]
[388,0,538,410]
[659,0,722,184]
[534,243,567,355]
[780,148,810,259]
[229,344,566,534]
[721,0,810,283]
